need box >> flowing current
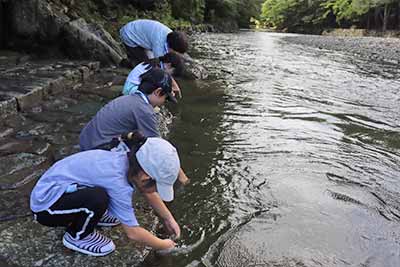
[143,32,400,267]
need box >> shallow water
[144,32,400,266]
[1,32,399,267]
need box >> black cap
[139,68,177,104]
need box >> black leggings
[124,44,149,67]
[34,186,109,239]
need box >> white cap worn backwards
[136,138,180,202]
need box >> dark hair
[138,68,172,96]
[125,131,147,177]
[143,52,184,77]
[167,31,188,54]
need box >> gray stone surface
[182,53,208,80]
[10,0,69,43]
[284,34,400,65]
[3,0,126,66]
[0,54,100,115]
[0,209,155,267]
[0,68,172,266]
[63,18,125,65]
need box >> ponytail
[142,52,184,77]
[142,58,161,68]
[124,130,147,176]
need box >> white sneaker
[98,211,121,227]
[63,231,115,256]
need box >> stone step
[0,54,100,116]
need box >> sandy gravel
[283,34,400,65]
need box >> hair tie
[127,132,134,140]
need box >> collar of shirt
[164,42,169,54]
[160,42,170,70]
[135,90,150,105]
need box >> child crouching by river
[30,131,180,256]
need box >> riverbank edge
[322,28,400,38]
[0,64,165,266]
[253,27,400,39]
[0,61,100,117]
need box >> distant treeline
[171,0,263,27]
[127,0,264,30]
[258,0,400,33]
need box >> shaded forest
[259,0,400,33]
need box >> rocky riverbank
[283,34,400,65]
[0,63,176,266]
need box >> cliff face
[0,0,126,65]
[0,0,209,79]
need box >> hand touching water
[163,217,181,240]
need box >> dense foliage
[140,0,263,30]
[260,0,400,33]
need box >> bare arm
[178,168,190,185]
[171,77,182,98]
[122,224,175,250]
[142,191,181,239]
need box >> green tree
[260,0,327,32]
[204,0,263,29]
[236,0,264,27]
[170,0,205,24]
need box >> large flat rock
[0,67,173,266]
[0,51,100,115]
[0,202,156,267]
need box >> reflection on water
[143,32,400,267]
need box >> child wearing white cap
[30,131,181,256]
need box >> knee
[89,187,109,211]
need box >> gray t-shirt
[30,150,139,227]
[79,94,159,151]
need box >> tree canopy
[260,0,400,33]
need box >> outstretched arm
[122,224,175,250]
[178,168,190,185]
[142,191,181,239]
[171,77,182,98]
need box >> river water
[143,32,400,267]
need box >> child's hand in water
[160,239,176,250]
[178,170,190,186]
[163,217,181,240]
[178,175,190,186]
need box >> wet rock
[86,61,101,71]
[78,66,90,81]
[0,153,48,181]
[182,54,208,80]
[40,96,79,111]
[0,196,157,267]
[10,0,69,43]
[284,35,400,65]
[0,68,177,266]
[16,86,45,111]
[63,70,81,81]
[0,218,148,267]
[0,128,14,138]
[16,55,31,65]
[157,107,173,137]
[0,183,34,220]
[48,77,69,95]
[63,18,125,65]
[0,138,52,157]
[0,99,18,117]
[111,75,127,86]
[1,58,101,114]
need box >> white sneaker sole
[63,237,115,257]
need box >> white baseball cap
[136,138,180,202]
